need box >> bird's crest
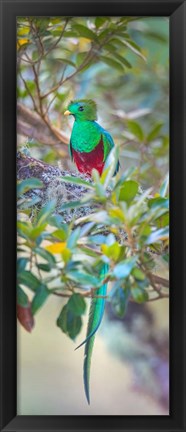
[68,99,97,120]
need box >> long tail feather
[75,263,108,404]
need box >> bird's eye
[78,106,84,111]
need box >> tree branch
[17,102,69,151]
[17,151,93,223]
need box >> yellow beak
[64,110,71,116]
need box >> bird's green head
[64,99,97,121]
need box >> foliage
[17,151,169,337]
[17,16,169,188]
[17,16,169,338]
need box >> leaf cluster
[17,16,169,189]
[17,150,169,338]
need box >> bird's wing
[102,129,120,174]
[102,129,115,161]
[69,139,73,160]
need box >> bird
[64,99,118,404]
[64,99,119,176]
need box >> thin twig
[44,65,67,116]
[52,290,108,299]
[146,293,169,302]
[32,62,44,115]
[19,71,39,113]
[41,26,123,100]
[151,274,169,288]
[21,18,69,66]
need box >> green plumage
[71,120,111,159]
[64,99,118,403]
[75,263,108,404]
[68,99,97,121]
[65,99,119,175]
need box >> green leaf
[67,227,81,249]
[114,53,132,68]
[47,214,64,228]
[51,228,68,242]
[102,146,120,188]
[17,285,29,307]
[113,257,137,279]
[17,257,28,273]
[160,174,169,197]
[67,271,99,287]
[36,199,56,226]
[17,178,43,197]
[109,37,130,49]
[122,39,146,61]
[72,24,97,40]
[34,247,56,266]
[30,224,47,240]
[89,234,106,244]
[18,270,41,292]
[68,293,86,316]
[111,285,130,318]
[155,212,169,229]
[109,207,125,222]
[132,267,145,281]
[80,221,95,237]
[59,175,93,189]
[59,200,85,211]
[131,286,148,303]
[63,30,79,38]
[127,120,144,141]
[78,246,99,258]
[145,227,169,245]
[76,52,88,67]
[36,263,51,272]
[17,221,32,239]
[148,197,169,210]
[104,43,118,53]
[146,122,163,142]
[55,58,76,67]
[114,166,136,190]
[26,80,36,93]
[119,180,138,203]
[144,30,167,43]
[138,224,151,239]
[101,243,121,261]
[91,169,106,197]
[19,196,42,210]
[100,56,124,72]
[57,304,82,340]
[143,252,155,270]
[31,284,49,315]
[95,17,107,28]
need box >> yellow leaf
[17,39,30,49]
[79,37,91,51]
[101,244,108,254]
[109,208,125,222]
[62,248,71,263]
[45,242,66,254]
[162,238,169,245]
[18,27,30,36]
[110,227,119,235]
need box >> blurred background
[17,293,169,415]
[17,16,169,415]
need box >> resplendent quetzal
[64,99,118,404]
[64,99,119,176]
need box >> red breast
[72,136,104,176]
